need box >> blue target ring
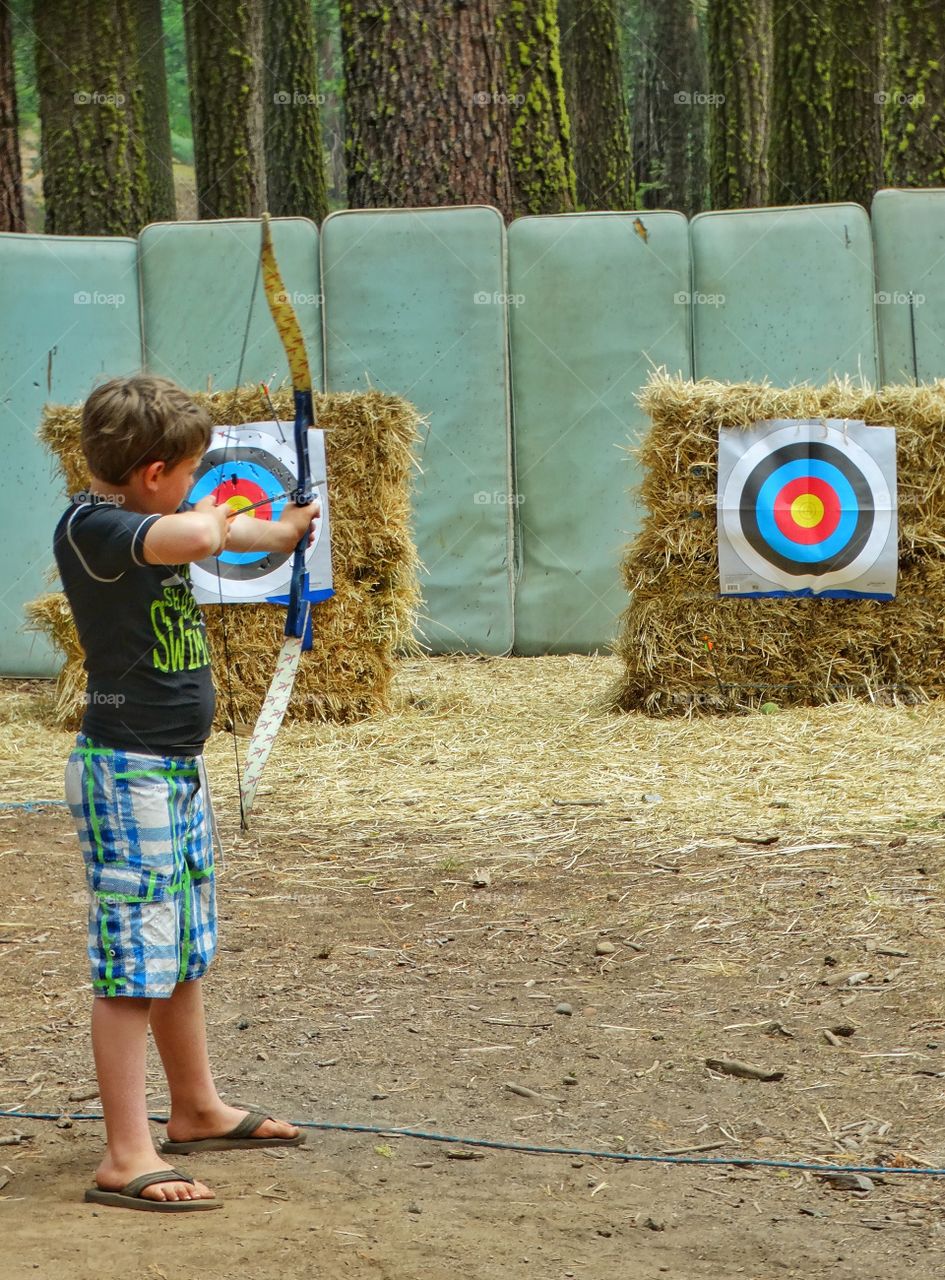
[754,459,859,563]
[190,445,294,575]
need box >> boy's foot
[92,1155,216,1207]
[162,1103,304,1154]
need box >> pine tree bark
[885,0,945,186]
[630,0,708,215]
[0,0,25,232]
[136,0,176,222]
[184,0,265,218]
[500,0,576,215]
[340,0,513,212]
[264,0,329,221]
[769,0,831,204]
[826,0,885,205]
[558,0,632,210]
[314,0,346,207]
[706,0,773,209]
[35,0,150,234]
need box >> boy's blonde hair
[81,374,213,484]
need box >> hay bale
[33,386,421,729]
[612,371,945,715]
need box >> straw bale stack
[29,386,421,729]
[612,372,945,715]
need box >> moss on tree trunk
[35,0,150,235]
[886,0,945,186]
[707,0,772,209]
[264,0,329,222]
[501,0,576,216]
[826,0,884,205]
[184,0,265,219]
[136,0,176,222]
[559,0,633,210]
[769,0,831,204]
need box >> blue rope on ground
[0,1109,941,1178]
[0,800,67,810]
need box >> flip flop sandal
[161,1107,306,1154]
[84,1169,221,1212]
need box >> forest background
[0,0,942,238]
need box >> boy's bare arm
[226,498,320,554]
[142,499,232,565]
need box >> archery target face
[717,420,897,598]
[188,423,332,604]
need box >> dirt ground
[3,658,945,1279]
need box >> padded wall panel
[508,212,692,653]
[139,217,322,391]
[691,204,878,385]
[872,188,945,384]
[0,233,142,674]
[321,207,513,654]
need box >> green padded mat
[508,211,692,654]
[139,217,323,391]
[691,204,878,385]
[872,188,945,384]
[320,207,514,654]
[0,233,142,675]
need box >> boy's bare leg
[91,997,214,1202]
[150,979,300,1143]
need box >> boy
[54,374,318,1212]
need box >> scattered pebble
[237,1017,250,1031]
[563,1074,578,1086]
[595,940,616,956]
[554,1002,573,1016]
[407,1204,422,1214]
[642,1215,666,1231]
[819,1172,874,1193]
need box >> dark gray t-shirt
[53,498,215,755]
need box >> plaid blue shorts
[65,735,217,999]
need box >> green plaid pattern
[65,736,217,998]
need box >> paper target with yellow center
[717,419,897,599]
[188,420,333,605]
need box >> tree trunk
[264,0,329,221]
[339,0,513,213]
[35,0,150,234]
[769,0,831,204]
[706,0,772,209]
[135,0,176,222]
[630,0,709,215]
[559,0,632,210]
[0,0,25,232]
[500,0,576,215]
[826,0,884,205]
[184,0,265,219]
[885,0,945,186]
[314,0,346,208]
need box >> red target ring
[772,475,842,545]
[212,476,273,519]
